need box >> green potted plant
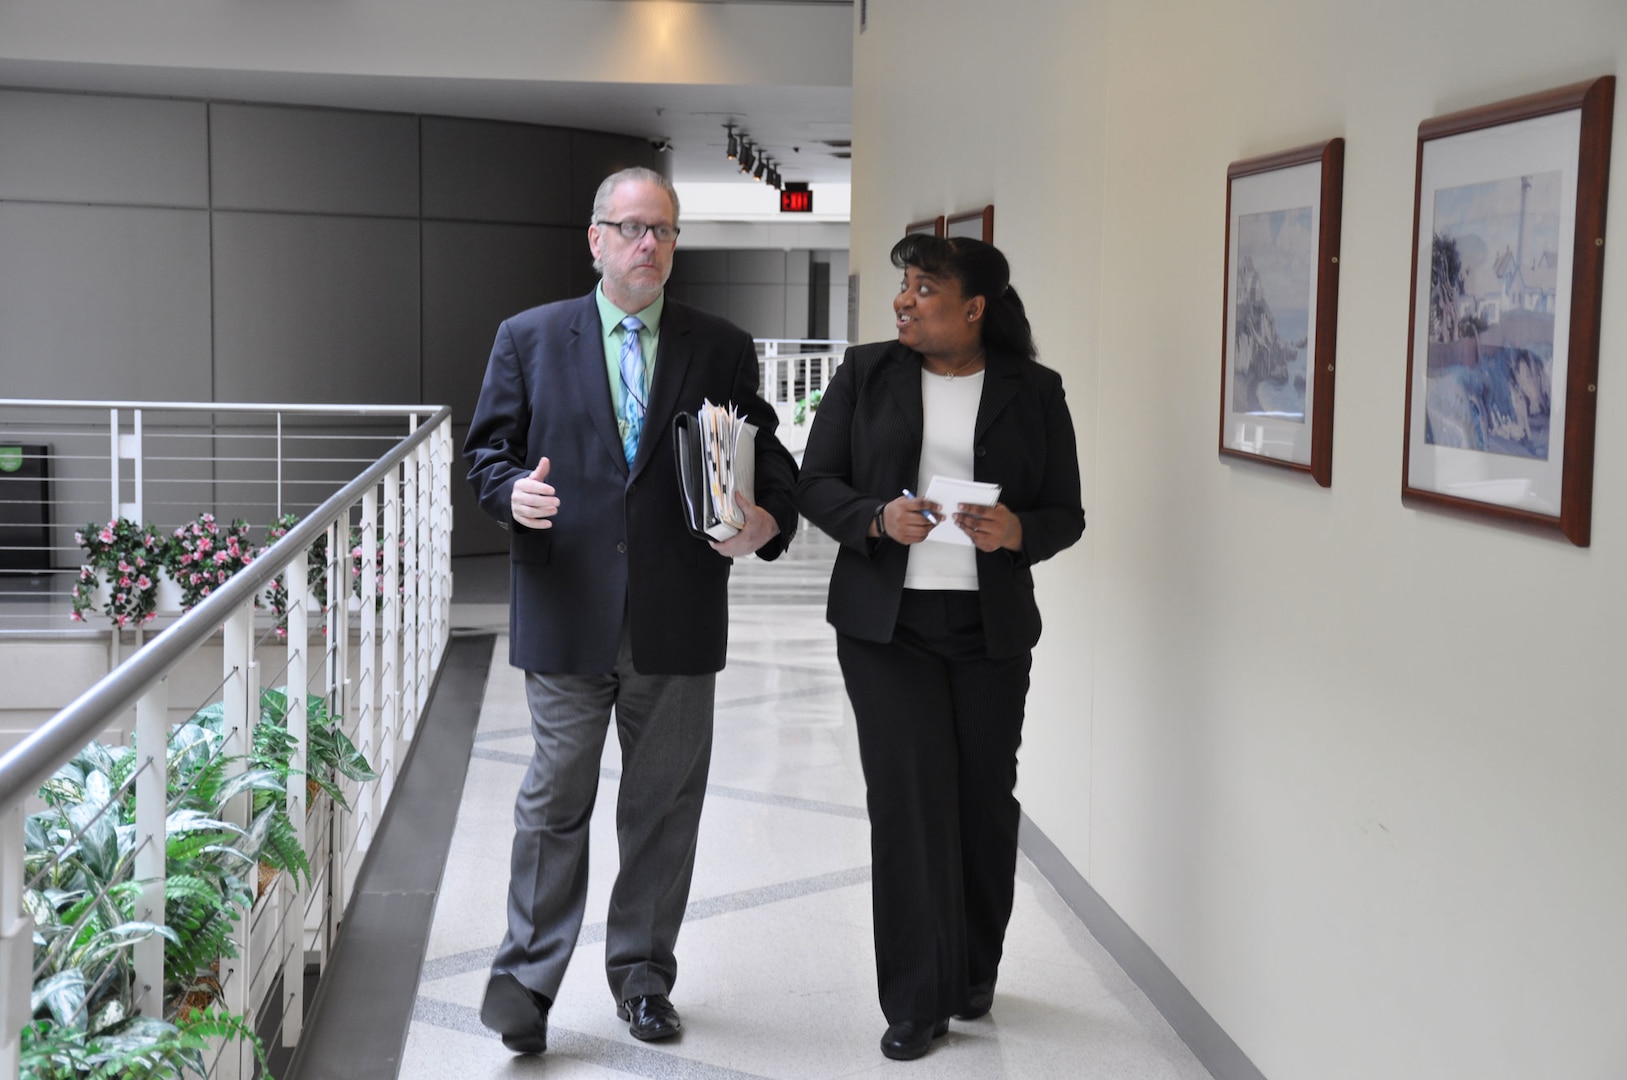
[165,514,256,612]
[793,388,823,426]
[70,519,169,628]
[23,743,271,1078]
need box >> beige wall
[853,2,1627,1077]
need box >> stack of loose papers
[922,475,1002,546]
[674,399,757,541]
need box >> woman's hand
[954,502,1022,552]
[878,494,942,544]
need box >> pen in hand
[901,489,939,525]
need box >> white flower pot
[156,570,184,612]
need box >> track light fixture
[726,124,790,186]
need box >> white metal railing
[0,400,453,1079]
[0,401,442,637]
[754,340,846,456]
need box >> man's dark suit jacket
[464,291,798,675]
[796,340,1084,658]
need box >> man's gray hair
[589,166,680,228]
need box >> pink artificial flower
[80,566,92,581]
[115,614,128,627]
[143,612,156,623]
[99,528,114,544]
[216,570,227,583]
[118,560,131,573]
[242,554,254,566]
[202,513,215,523]
[135,556,145,569]
[190,573,201,585]
[70,610,83,622]
[198,538,212,554]
[119,577,131,588]
[136,575,151,590]
[214,551,229,565]
[73,532,84,546]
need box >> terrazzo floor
[401,530,1214,1079]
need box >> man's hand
[710,491,781,557]
[511,457,560,530]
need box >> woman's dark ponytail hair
[889,234,1037,361]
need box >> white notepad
[921,475,1002,546]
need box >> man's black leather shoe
[480,972,551,1054]
[954,978,996,1020]
[617,993,682,1041]
[879,1018,949,1060]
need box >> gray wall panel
[670,249,730,284]
[422,118,572,225]
[730,249,787,285]
[665,283,730,321]
[210,104,419,217]
[786,281,811,340]
[422,222,579,426]
[728,283,786,339]
[212,213,420,404]
[786,249,811,287]
[0,91,208,207]
[0,203,212,399]
[569,132,664,228]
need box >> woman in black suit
[797,235,1085,1061]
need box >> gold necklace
[934,351,985,380]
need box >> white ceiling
[0,0,854,186]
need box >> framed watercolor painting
[1219,139,1344,486]
[945,205,994,242]
[905,215,945,238]
[1403,76,1614,546]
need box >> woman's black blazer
[796,340,1085,657]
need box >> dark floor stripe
[714,682,850,710]
[466,751,867,820]
[284,633,497,1080]
[411,997,779,1079]
[418,864,871,985]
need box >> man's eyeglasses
[597,220,681,243]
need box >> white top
[905,368,984,591]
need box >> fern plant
[259,687,378,810]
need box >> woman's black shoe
[954,978,996,1020]
[879,1018,949,1060]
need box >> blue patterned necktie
[619,315,646,465]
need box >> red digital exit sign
[780,184,813,213]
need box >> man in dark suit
[463,166,798,1054]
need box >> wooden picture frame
[905,215,945,238]
[1219,139,1344,486]
[945,205,994,242]
[1402,76,1613,546]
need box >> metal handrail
[0,404,451,808]
[0,399,439,415]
